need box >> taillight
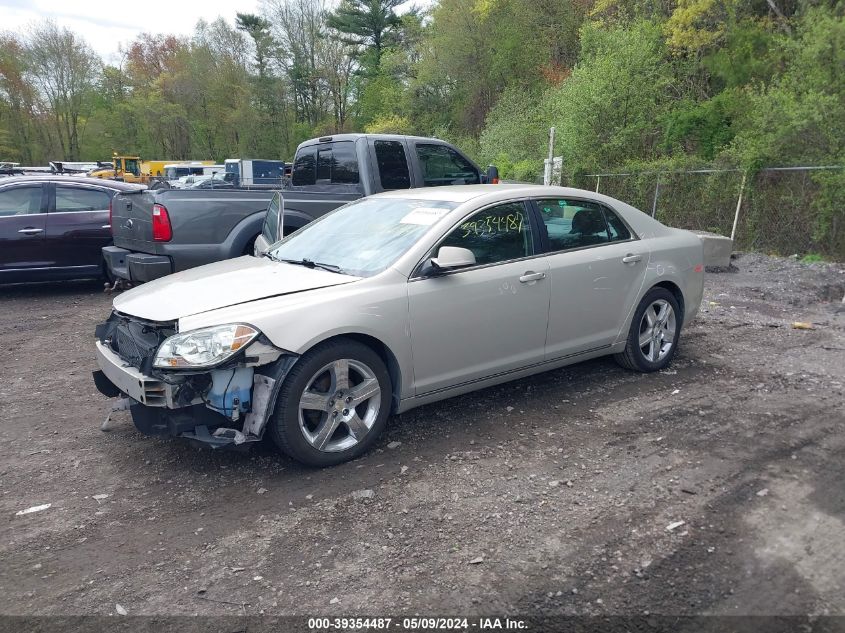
[108,197,113,234]
[152,203,172,241]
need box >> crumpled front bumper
[95,341,174,407]
[93,339,297,449]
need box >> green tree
[326,0,404,71]
[26,20,100,160]
[543,20,673,173]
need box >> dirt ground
[1,253,843,623]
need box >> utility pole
[543,127,556,186]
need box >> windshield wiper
[276,257,345,275]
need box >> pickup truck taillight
[152,204,172,241]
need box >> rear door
[0,183,48,280]
[367,138,414,191]
[46,183,113,273]
[533,197,649,359]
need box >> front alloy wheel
[270,339,391,466]
[298,358,382,453]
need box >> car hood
[113,256,360,322]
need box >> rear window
[292,149,316,186]
[294,142,359,186]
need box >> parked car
[103,134,497,283]
[0,176,145,283]
[188,176,233,189]
[93,184,704,466]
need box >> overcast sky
[2,0,426,62]
[1,0,260,61]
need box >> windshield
[267,197,458,278]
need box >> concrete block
[691,230,733,269]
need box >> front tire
[615,287,681,372]
[269,339,392,467]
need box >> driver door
[407,201,550,395]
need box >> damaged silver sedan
[93,185,704,466]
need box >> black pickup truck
[104,134,496,283]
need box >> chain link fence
[565,166,845,261]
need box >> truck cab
[253,134,494,255]
[90,156,143,183]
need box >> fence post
[730,171,748,242]
[650,175,661,218]
[595,175,601,193]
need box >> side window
[536,198,610,251]
[55,186,110,212]
[439,202,533,266]
[292,147,316,186]
[374,140,410,189]
[603,206,632,241]
[415,144,480,187]
[0,186,42,217]
[124,159,140,177]
[262,194,281,243]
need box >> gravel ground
[0,253,843,622]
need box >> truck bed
[107,187,360,282]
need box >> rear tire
[269,339,391,467]
[615,287,681,372]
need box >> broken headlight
[153,324,259,369]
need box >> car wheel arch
[288,332,403,414]
[651,280,685,325]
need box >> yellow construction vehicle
[89,154,143,183]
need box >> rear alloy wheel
[615,288,681,372]
[269,339,391,466]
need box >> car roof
[0,175,146,192]
[369,184,627,205]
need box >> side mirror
[486,165,499,184]
[430,246,476,271]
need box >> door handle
[622,254,642,264]
[18,228,44,235]
[101,224,111,229]
[519,271,546,283]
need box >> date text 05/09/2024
[307,617,528,630]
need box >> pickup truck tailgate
[111,189,155,250]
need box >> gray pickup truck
[104,133,496,283]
